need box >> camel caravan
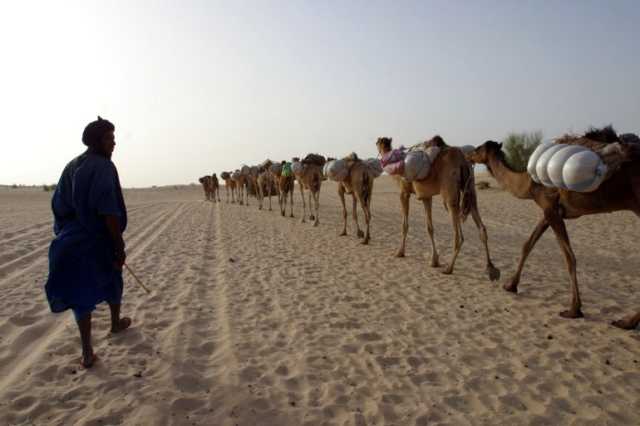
[197,126,639,330]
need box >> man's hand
[113,249,126,271]
[104,214,126,271]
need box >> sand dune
[0,177,638,426]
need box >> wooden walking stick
[124,262,151,294]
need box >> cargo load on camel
[291,154,326,176]
[527,126,640,193]
[379,136,446,182]
[324,153,383,182]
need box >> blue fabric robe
[45,152,127,320]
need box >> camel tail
[459,162,476,223]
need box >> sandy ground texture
[0,176,639,426]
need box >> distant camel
[257,164,276,211]
[220,172,236,203]
[467,126,640,329]
[246,166,260,206]
[198,175,213,201]
[232,170,247,206]
[274,161,295,217]
[377,136,499,280]
[292,154,326,226]
[210,173,221,202]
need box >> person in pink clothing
[376,137,405,175]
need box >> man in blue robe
[45,116,130,368]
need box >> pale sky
[1,0,638,187]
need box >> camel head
[584,125,619,143]
[467,141,502,165]
[376,137,393,155]
[199,176,207,184]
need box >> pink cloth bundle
[380,148,406,175]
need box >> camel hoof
[339,231,347,237]
[430,258,440,268]
[356,230,365,238]
[611,319,639,330]
[441,266,453,275]
[503,279,518,293]
[310,215,315,221]
[313,221,319,227]
[281,212,285,217]
[395,251,405,258]
[290,214,294,218]
[559,309,584,319]
[361,239,370,245]
[487,264,501,282]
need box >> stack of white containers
[527,142,608,192]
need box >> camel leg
[442,204,464,275]
[504,217,549,293]
[289,187,295,218]
[268,182,273,211]
[352,193,364,239]
[357,192,371,245]
[470,206,500,281]
[548,217,583,319]
[338,186,348,236]
[612,311,640,330]
[396,191,410,258]
[276,182,287,217]
[421,198,440,267]
[308,191,314,221]
[299,183,307,223]
[312,190,320,227]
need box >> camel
[377,136,500,280]
[210,173,221,202]
[274,161,295,217]
[220,172,236,203]
[198,175,213,201]
[333,155,376,244]
[246,166,260,204]
[257,165,276,211]
[467,128,640,329]
[292,154,326,226]
[232,170,247,206]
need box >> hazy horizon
[1,1,639,187]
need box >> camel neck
[487,153,533,199]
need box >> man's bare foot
[81,352,98,369]
[111,317,132,333]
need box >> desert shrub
[502,131,543,172]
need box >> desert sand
[0,176,639,426]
